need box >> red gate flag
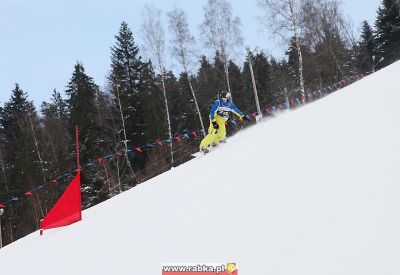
[40,172,82,234]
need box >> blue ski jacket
[209,97,244,121]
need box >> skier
[200,91,249,153]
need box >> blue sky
[0,0,381,108]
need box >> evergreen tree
[163,71,180,134]
[65,63,105,207]
[109,22,164,184]
[41,89,70,176]
[1,84,35,132]
[375,0,400,68]
[195,56,217,126]
[269,58,292,104]
[175,72,199,133]
[227,60,248,112]
[109,22,147,145]
[242,51,274,111]
[286,37,319,88]
[110,22,144,95]
[140,61,167,142]
[41,89,69,123]
[0,84,42,242]
[356,21,377,73]
[212,52,229,92]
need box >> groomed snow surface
[1,61,400,275]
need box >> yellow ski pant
[200,117,227,150]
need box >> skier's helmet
[220,91,231,100]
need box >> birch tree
[167,8,205,132]
[301,0,354,79]
[258,0,306,102]
[200,0,243,94]
[141,5,174,165]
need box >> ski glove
[240,116,250,121]
[242,115,251,122]
[212,121,219,129]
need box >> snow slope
[1,62,400,275]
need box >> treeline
[0,0,399,246]
[259,0,400,100]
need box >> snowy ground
[1,61,400,275]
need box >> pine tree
[286,37,316,86]
[1,84,35,132]
[212,52,228,92]
[65,63,105,207]
[110,22,144,94]
[195,56,217,126]
[227,60,248,112]
[41,89,70,177]
[375,0,400,68]
[178,73,199,131]
[269,58,292,104]
[0,84,43,242]
[41,89,68,123]
[140,61,167,142]
[109,22,162,185]
[168,72,198,133]
[242,51,273,111]
[356,21,377,73]
[164,71,182,134]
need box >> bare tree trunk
[186,73,205,131]
[27,115,45,218]
[246,47,262,117]
[142,5,174,166]
[116,86,140,184]
[32,199,39,229]
[115,149,123,193]
[28,177,42,225]
[0,148,9,194]
[168,9,205,132]
[295,34,306,101]
[328,46,345,78]
[47,131,60,171]
[289,0,306,102]
[100,92,122,194]
[158,64,174,165]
